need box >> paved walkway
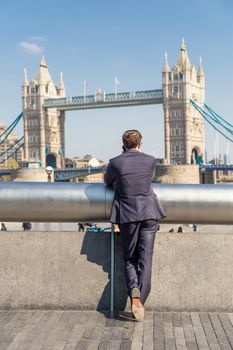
[0,310,233,349]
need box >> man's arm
[104,161,116,186]
[151,158,156,182]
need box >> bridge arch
[46,153,57,169]
[191,147,203,165]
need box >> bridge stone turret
[22,58,65,169]
[162,39,205,165]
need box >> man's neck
[126,147,140,152]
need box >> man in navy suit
[104,130,166,321]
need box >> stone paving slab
[0,311,233,349]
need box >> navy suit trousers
[119,219,158,305]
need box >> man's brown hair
[122,130,142,149]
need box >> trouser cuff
[131,287,140,299]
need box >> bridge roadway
[1,164,233,182]
[43,89,164,110]
[0,310,233,349]
[0,166,105,182]
[54,166,105,181]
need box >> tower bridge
[21,39,205,169]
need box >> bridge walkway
[0,310,233,349]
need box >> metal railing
[0,182,232,224]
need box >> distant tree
[83,154,92,160]
[7,158,19,169]
[78,177,85,182]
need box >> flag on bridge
[114,77,120,97]
[83,80,88,100]
[115,77,120,85]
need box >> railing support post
[110,224,115,313]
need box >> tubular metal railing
[0,182,232,224]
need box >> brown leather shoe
[131,298,145,322]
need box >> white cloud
[19,41,44,54]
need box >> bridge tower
[163,40,205,165]
[22,58,65,169]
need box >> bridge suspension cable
[0,138,24,165]
[0,112,23,146]
[0,136,24,159]
[204,103,233,131]
[190,99,233,143]
[0,112,24,165]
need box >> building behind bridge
[0,123,22,167]
[65,154,105,169]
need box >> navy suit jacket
[104,149,166,224]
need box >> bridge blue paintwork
[54,166,105,181]
[0,167,105,181]
[43,89,163,110]
[0,169,14,176]
[201,165,233,171]
[0,165,232,181]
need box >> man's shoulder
[109,152,155,164]
[139,152,156,162]
[109,153,124,164]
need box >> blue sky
[0,0,232,162]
